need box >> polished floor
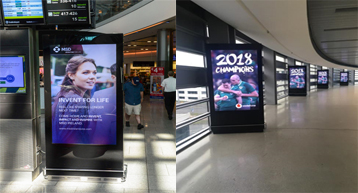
[0,96,176,193]
[177,86,358,193]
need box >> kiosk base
[44,164,127,181]
[288,93,307,96]
[211,124,265,134]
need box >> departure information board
[2,0,44,25]
[46,0,90,25]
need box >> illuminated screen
[317,70,328,85]
[50,44,117,145]
[340,72,348,83]
[0,56,26,93]
[211,49,259,111]
[289,67,306,89]
[2,0,44,25]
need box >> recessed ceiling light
[154,41,157,43]
[126,51,129,52]
[145,49,148,50]
[141,48,144,50]
[133,45,137,46]
[128,45,131,46]
[147,41,151,43]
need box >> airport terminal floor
[177,86,358,193]
[0,96,176,193]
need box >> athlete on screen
[218,74,258,109]
[214,79,241,111]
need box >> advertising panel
[340,72,348,83]
[0,56,26,93]
[50,44,117,145]
[210,50,259,111]
[317,70,328,85]
[2,0,44,25]
[150,67,164,99]
[289,67,306,89]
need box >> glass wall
[176,51,210,148]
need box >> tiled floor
[177,86,358,193]
[0,96,176,193]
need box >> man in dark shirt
[124,77,144,129]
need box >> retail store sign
[150,67,164,99]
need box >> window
[188,97,198,100]
[179,97,185,99]
[178,91,184,94]
[176,51,205,67]
[188,91,197,94]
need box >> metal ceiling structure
[307,0,358,67]
[191,0,358,69]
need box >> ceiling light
[126,51,129,52]
[145,48,148,50]
[133,45,137,46]
[147,41,151,43]
[141,48,144,50]
[128,45,131,46]
[154,41,157,43]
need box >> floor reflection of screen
[50,44,117,145]
[211,50,259,111]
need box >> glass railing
[95,0,145,25]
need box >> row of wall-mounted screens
[0,0,90,26]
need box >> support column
[156,29,173,78]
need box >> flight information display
[46,0,90,25]
[2,0,44,25]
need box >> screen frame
[44,0,91,26]
[2,0,46,26]
[43,31,124,176]
[0,55,27,94]
[288,66,307,96]
[340,72,349,83]
[206,44,265,132]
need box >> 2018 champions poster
[340,72,348,83]
[211,50,259,111]
[50,44,117,145]
[289,67,306,89]
[318,71,328,85]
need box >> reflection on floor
[0,96,176,193]
[177,86,358,193]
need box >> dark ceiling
[307,0,358,67]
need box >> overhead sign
[2,0,45,25]
[46,0,90,25]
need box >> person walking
[161,71,176,120]
[124,77,145,129]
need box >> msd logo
[53,46,60,53]
[53,46,72,53]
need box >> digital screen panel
[317,70,328,85]
[289,67,306,89]
[340,72,348,83]
[211,50,259,111]
[50,44,117,145]
[46,0,90,25]
[2,0,44,25]
[0,56,26,93]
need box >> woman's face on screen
[70,62,97,92]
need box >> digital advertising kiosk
[206,44,265,134]
[317,70,329,89]
[340,72,349,86]
[288,66,307,96]
[43,31,125,179]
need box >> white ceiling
[192,0,358,70]
[90,0,175,35]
